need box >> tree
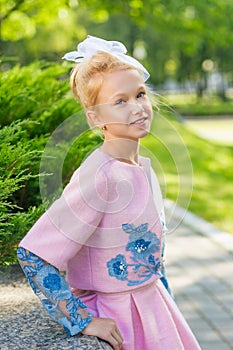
[1,0,232,94]
[0,0,82,64]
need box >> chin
[139,131,149,139]
[130,130,149,141]
[138,125,151,138]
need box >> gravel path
[0,265,112,350]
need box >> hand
[81,316,124,350]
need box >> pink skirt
[77,280,201,350]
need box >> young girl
[17,35,201,350]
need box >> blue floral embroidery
[43,273,61,292]
[17,247,92,335]
[106,223,161,286]
[107,254,128,281]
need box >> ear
[86,109,103,128]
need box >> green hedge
[0,62,101,266]
[0,62,80,134]
[0,121,44,265]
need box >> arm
[17,247,123,349]
[17,247,92,336]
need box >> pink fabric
[20,148,201,349]
[76,280,200,350]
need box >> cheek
[104,107,130,122]
[142,97,152,111]
[144,103,153,118]
[98,106,114,122]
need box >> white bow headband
[62,35,150,82]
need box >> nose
[131,102,144,115]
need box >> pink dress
[20,148,201,350]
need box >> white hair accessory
[62,35,150,82]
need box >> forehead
[97,69,144,101]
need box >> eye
[115,98,126,105]
[137,91,146,99]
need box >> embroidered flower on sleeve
[43,273,62,292]
[36,265,71,301]
[17,247,93,336]
[107,254,128,281]
[106,223,162,286]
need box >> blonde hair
[70,51,142,108]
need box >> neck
[101,138,140,165]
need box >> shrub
[0,121,45,265]
[0,62,101,266]
[0,61,81,136]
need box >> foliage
[0,61,81,135]
[1,0,74,41]
[0,121,45,265]
[1,0,233,92]
[0,62,101,266]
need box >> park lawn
[175,102,233,117]
[163,93,233,116]
[184,118,233,145]
[141,114,233,234]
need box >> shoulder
[139,155,151,169]
[66,148,108,205]
[70,148,105,182]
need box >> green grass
[162,93,233,116]
[141,113,233,234]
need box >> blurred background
[0,0,233,265]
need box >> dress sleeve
[19,162,108,270]
[17,247,92,336]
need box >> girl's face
[90,69,153,141]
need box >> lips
[130,117,147,125]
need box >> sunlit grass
[184,118,233,145]
[162,93,233,116]
[141,114,233,234]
